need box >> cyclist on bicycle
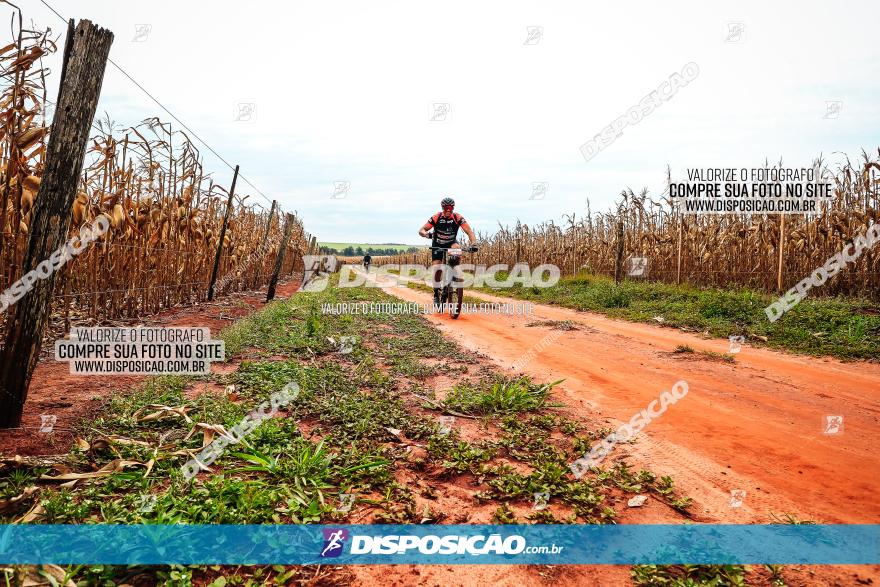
[362,253,372,272]
[418,197,477,305]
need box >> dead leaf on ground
[39,459,148,482]
[131,404,192,424]
[14,500,46,524]
[15,564,75,586]
[183,422,234,447]
[0,486,38,514]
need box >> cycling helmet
[441,197,455,207]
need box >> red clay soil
[0,278,301,457]
[372,279,880,586]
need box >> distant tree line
[320,245,420,256]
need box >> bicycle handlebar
[426,245,478,252]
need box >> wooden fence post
[289,221,304,276]
[614,219,625,284]
[207,164,239,301]
[777,213,786,293]
[0,20,113,429]
[676,219,683,285]
[267,213,294,301]
[252,199,276,288]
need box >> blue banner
[0,524,876,565]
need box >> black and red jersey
[427,211,466,246]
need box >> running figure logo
[321,528,349,558]
[728,335,745,354]
[627,257,648,277]
[823,415,844,435]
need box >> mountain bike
[429,243,478,319]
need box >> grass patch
[443,376,560,415]
[631,564,747,586]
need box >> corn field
[0,12,314,343]
[381,155,880,299]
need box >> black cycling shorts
[431,245,450,262]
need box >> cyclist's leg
[430,247,448,306]
[447,243,464,316]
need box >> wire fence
[0,4,318,354]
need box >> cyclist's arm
[461,221,476,244]
[418,220,434,239]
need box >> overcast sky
[18,0,880,244]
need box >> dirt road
[371,275,880,527]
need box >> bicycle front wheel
[450,286,463,319]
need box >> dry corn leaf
[90,435,152,450]
[39,459,148,482]
[0,486,38,514]
[132,404,192,424]
[14,501,46,524]
[17,564,75,587]
[183,422,232,447]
